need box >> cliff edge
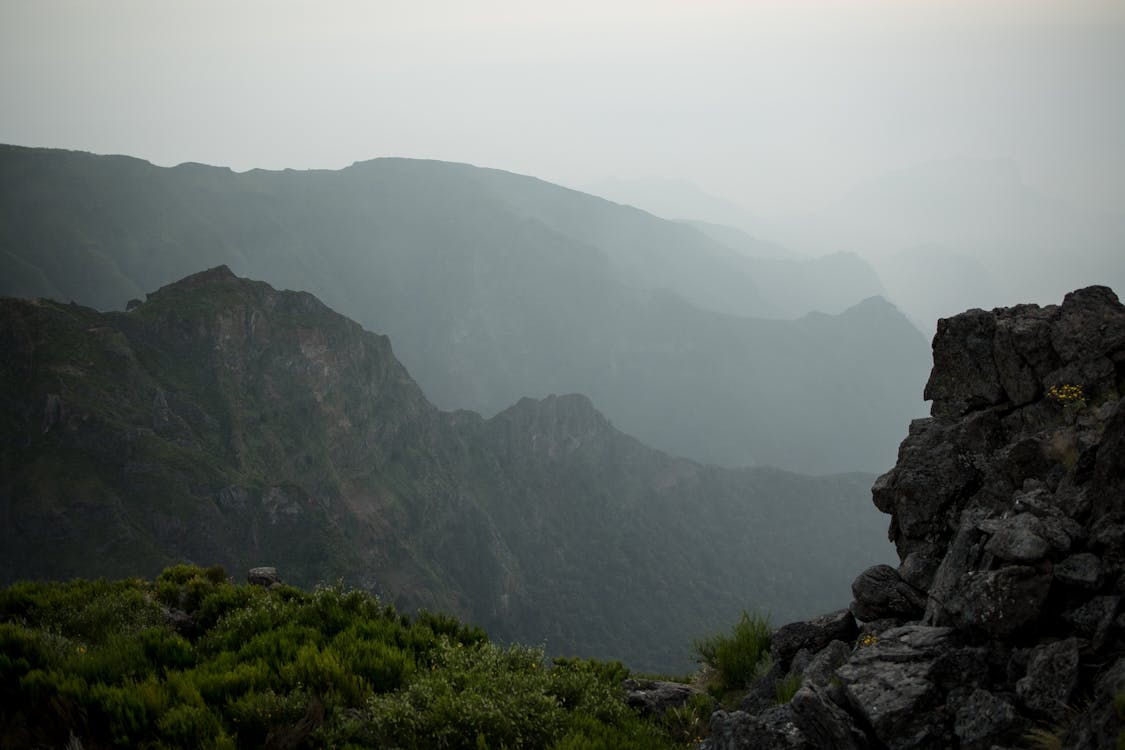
[709,286,1125,749]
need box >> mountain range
[0,267,894,672]
[0,144,930,474]
[764,157,1125,329]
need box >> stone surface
[836,626,957,749]
[924,308,1005,418]
[1062,655,1125,750]
[850,565,926,622]
[739,660,785,715]
[1015,638,1081,721]
[761,288,1125,750]
[950,688,1025,750]
[789,684,874,750]
[932,564,1051,637]
[705,708,809,750]
[247,566,281,587]
[770,609,857,668]
[800,639,852,690]
[1063,596,1120,647]
[622,679,704,717]
[980,513,1052,562]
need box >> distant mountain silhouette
[766,157,1125,326]
[0,145,930,473]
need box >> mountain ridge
[0,143,929,474]
[0,267,893,672]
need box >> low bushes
[0,566,681,749]
[693,610,772,696]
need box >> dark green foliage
[775,672,802,704]
[694,611,772,695]
[660,691,715,745]
[0,569,680,749]
[1116,689,1124,750]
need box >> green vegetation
[0,268,894,675]
[1116,688,1124,750]
[774,673,802,704]
[0,567,682,749]
[693,611,772,700]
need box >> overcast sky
[2,0,1123,216]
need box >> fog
[2,0,1124,325]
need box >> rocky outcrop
[247,566,281,588]
[623,678,707,718]
[707,287,1125,750]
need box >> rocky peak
[709,286,1125,750]
[486,393,613,464]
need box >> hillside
[0,144,930,474]
[0,268,893,672]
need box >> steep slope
[0,268,893,672]
[705,286,1125,749]
[0,144,930,473]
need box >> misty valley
[2,146,1124,749]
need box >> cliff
[707,286,1125,749]
[0,267,891,673]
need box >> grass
[692,611,772,699]
[774,673,802,704]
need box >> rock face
[708,287,1125,750]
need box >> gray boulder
[789,684,874,750]
[836,626,957,750]
[932,564,1051,637]
[706,707,809,750]
[248,566,281,587]
[622,678,705,718]
[800,639,852,690]
[770,609,857,668]
[1054,552,1103,589]
[1015,638,1081,722]
[950,688,1026,750]
[849,564,926,622]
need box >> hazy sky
[2,0,1123,215]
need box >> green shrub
[86,681,149,747]
[660,691,713,745]
[775,673,802,704]
[66,631,151,684]
[140,627,195,670]
[156,704,230,749]
[693,611,772,693]
[0,623,55,692]
[331,629,415,693]
[345,641,564,749]
[1,568,685,750]
[194,583,264,631]
[415,609,489,646]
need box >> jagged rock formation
[0,266,893,673]
[710,286,1125,749]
